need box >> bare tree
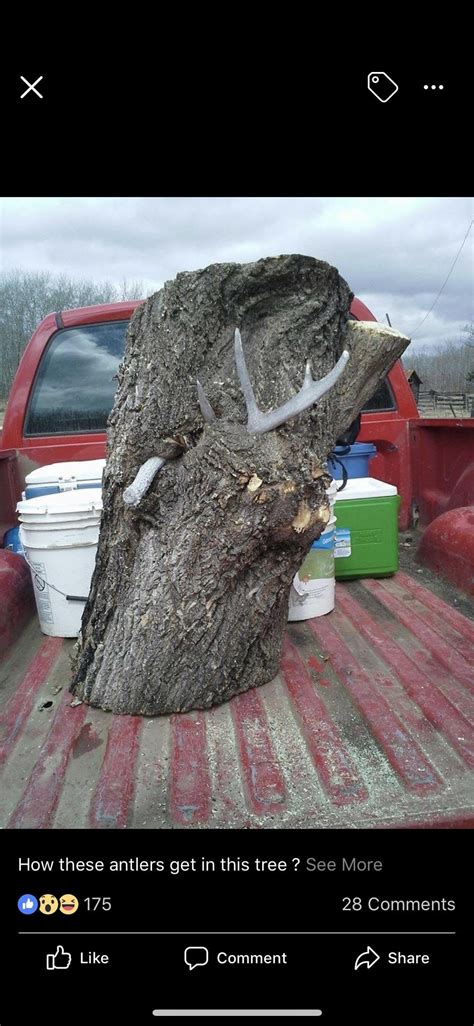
[463,323,474,349]
[0,270,147,401]
[117,278,146,301]
[70,255,409,716]
[404,334,474,392]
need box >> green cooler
[334,477,400,579]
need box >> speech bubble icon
[184,946,209,970]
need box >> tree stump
[70,255,409,714]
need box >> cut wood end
[291,501,312,533]
[347,320,410,343]
[247,473,263,492]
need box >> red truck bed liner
[1,571,473,830]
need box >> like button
[46,946,72,970]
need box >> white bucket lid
[25,459,106,485]
[334,476,398,500]
[17,487,103,519]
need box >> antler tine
[234,328,259,423]
[123,456,166,506]
[234,327,350,435]
[196,379,217,424]
[302,360,313,390]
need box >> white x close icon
[20,75,43,99]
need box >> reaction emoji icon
[59,894,79,915]
[39,894,59,915]
[18,894,38,915]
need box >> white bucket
[326,478,338,511]
[288,515,336,621]
[17,489,102,638]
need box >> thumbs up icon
[17,893,38,915]
[46,946,72,970]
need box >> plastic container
[288,516,336,620]
[24,459,106,499]
[16,489,102,638]
[334,477,400,579]
[327,443,376,481]
[3,525,25,557]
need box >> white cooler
[23,459,106,499]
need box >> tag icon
[368,72,398,103]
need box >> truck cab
[0,297,420,534]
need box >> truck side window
[24,321,128,435]
[362,378,396,412]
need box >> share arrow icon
[354,946,380,970]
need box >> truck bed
[1,571,473,830]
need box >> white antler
[123,456,166,506]
[124,374,218,508]
[234,328,349,434]
[196,379,217,423]
[124,329,349,505]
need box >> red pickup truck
[0,298,473,830]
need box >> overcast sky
[1,197,472,353]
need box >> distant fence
[417,391,474,418]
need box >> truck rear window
[24,321,128,435]
[24,316,396,436]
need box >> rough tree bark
[70,255,409,715]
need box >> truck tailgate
[1,571,473,829]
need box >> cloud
[1,196,472,349]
